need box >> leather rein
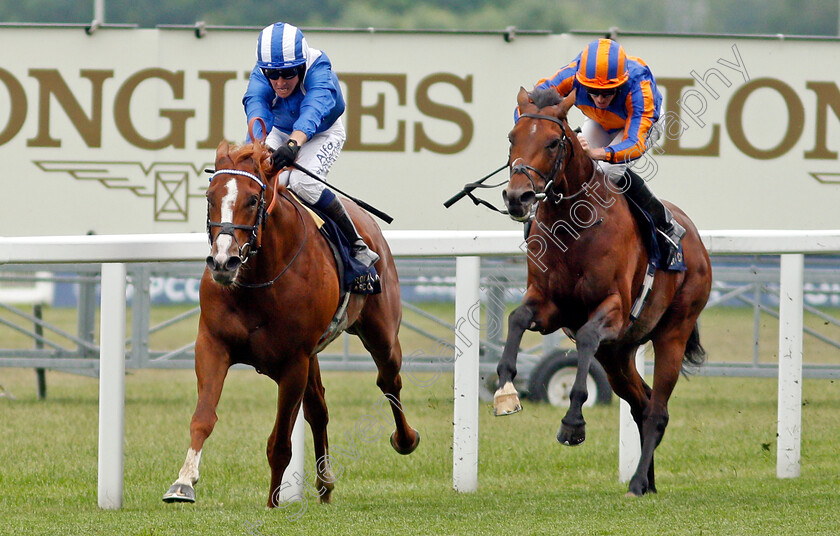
[458,113,581,215]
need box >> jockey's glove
[270,140,300,173]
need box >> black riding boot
[321,196,380,267]
[621,168,686,261]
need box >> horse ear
[516,87,532,108]
[216,140,229,159]
[558,89,576,117]
[215,140,233,167]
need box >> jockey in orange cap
[532,38,685,259]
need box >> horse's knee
[642,406,670,446]
[189,412,217,439]
[508,305,535,331]
[376,367,401,391]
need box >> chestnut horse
[494,88,711,496]
[163,134,419,507]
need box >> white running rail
[3,229,840,507]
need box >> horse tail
[682,322,707,372]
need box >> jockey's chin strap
[206,168,267,263]
[512,112,583,205]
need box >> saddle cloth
[290,193,381,295]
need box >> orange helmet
[575,38,629,90]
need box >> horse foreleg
[493,304,535,416]
[558,295,623,446]
[302,356,335,503]
[627,336,682,497]
[267,363,309,509]
[163,334,230,503]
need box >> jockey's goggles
[587,87,618,98]
[262,67,300,81]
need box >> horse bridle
[512,113,583,204]
[206,168,267,262]
[206,168,308,288]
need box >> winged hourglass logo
[33,160,213,222]
[809,172,840,185]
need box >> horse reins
[206,168,308,289]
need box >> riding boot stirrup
[351,239,380,267]
[658,215,686,251]
[322,197,380,268]
[658,211,686,265]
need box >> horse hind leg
[627,335,684,497]
[303,357,335,504]
[598,345,656,495]
[163,340,230,503]
[358,330,420,455]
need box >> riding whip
[289,162,394,224]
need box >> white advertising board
[0,27,838,235]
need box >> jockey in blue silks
[243,21,379,267]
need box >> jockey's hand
[576,133,608,161]
[270,140,300,173]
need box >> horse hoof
[493,383,522,416]
[627,478,649,497]
[162,483,196,503]
[390,429,420,455]
[556,422,586,446]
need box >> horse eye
[247,195,259,207]
[546,138,561,151]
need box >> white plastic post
[97,263,126,509]
[618,344,646,482]
[279,406,306,501]
[777,254,804,478]
[453,256,480,492]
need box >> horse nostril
[225,256,242,272]
[520,190,536,205]
[205,256,217,271]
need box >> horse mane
[225,140,274,179]
[529,88,563,109]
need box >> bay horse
[494,87,711,496]
[163,127,419,507]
